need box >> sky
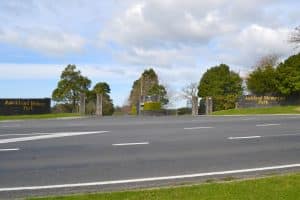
[0,0,299,107]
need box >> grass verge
[0,113,81,121]
[28,173,300,200]
[213,106,300,115]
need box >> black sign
[237,96,284,108]
[0,98,51,115]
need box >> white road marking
[0,131,108,144]
[0,124,20,128]
[0,148,20,152]
[228,136,262,140]
[112,142,149,146]
[0,163,299,192]
[184,127,214,130]
[256,123,280,127]
[0,133,52,137]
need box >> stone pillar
[79,93,86,115]
[192,96,199,116]
[96,93,103,116]
[205,96,213,115]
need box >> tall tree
[93,82,111,116]
[289,26,300,47]
[276,53,300,97]
[198,64,243,111]
[128,68,168,106]
[247,55,279,96]
[52,64,91,112]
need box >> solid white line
[256,123,280,127]
[184,127,214,130]
[0,148,20,152]
[0,163,299,192]
[228,136,262,140]
[0,131,108,144]
[0,133,52,137]
[112,142,149,146]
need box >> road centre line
[0,148,20,152]
[112,142,149,146]
[184,127,214,130]
[256,123,280,127]
[0,163,299,192]
[228,136,262,140]
[0,131,108,144]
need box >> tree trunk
[96,93,103,116]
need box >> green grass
[0,113,81,121]
[212,106,300,115]
[29,173,300,200]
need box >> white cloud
[0,28,85,55]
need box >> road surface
[0,115,300,199]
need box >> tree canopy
[276,53,300,96]
[52,64,91,112]
[247,55,279,96]
[128,68,168,106]
[198,64,243,111]
[198,64,243,97]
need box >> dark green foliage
[52,64,91,112]
[198,64,243,111]
[143,102,161,111]
[51,103,73,113]
[148,84,169,105]
[247,66,278,96]
[129,68,168,106]
[177,107,192,115]
[86,87,114,116]
[276,53,300,96]
[93,82,110,95]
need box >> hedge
[143,102,161,111]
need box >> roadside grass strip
[27,173,300,200]
[212,106,300,115]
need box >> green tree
[148,84,169,105]
[93,82,111,116]
[128,68,168,106]
[198,64,243,111]
[85,86,114,116]
[276,53,300,97]
[247,55,279,96]
[52,64,91,112]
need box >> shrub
[143,102,161,111]
[131,105,137,115]
[177,107,192,115]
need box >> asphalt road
[0,115,300,199]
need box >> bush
[131,105,137,115]
[143,102,161,111]
[213,95,238,111]
[51,103,73,113]
[177,107,192,115]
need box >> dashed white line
[256,123,280,127]
[0,131,108,144]
[112,142,149,146]
[228,136,262,140]
[0,163,299,192]
[0,148,20,152]
[184,127,214,130]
